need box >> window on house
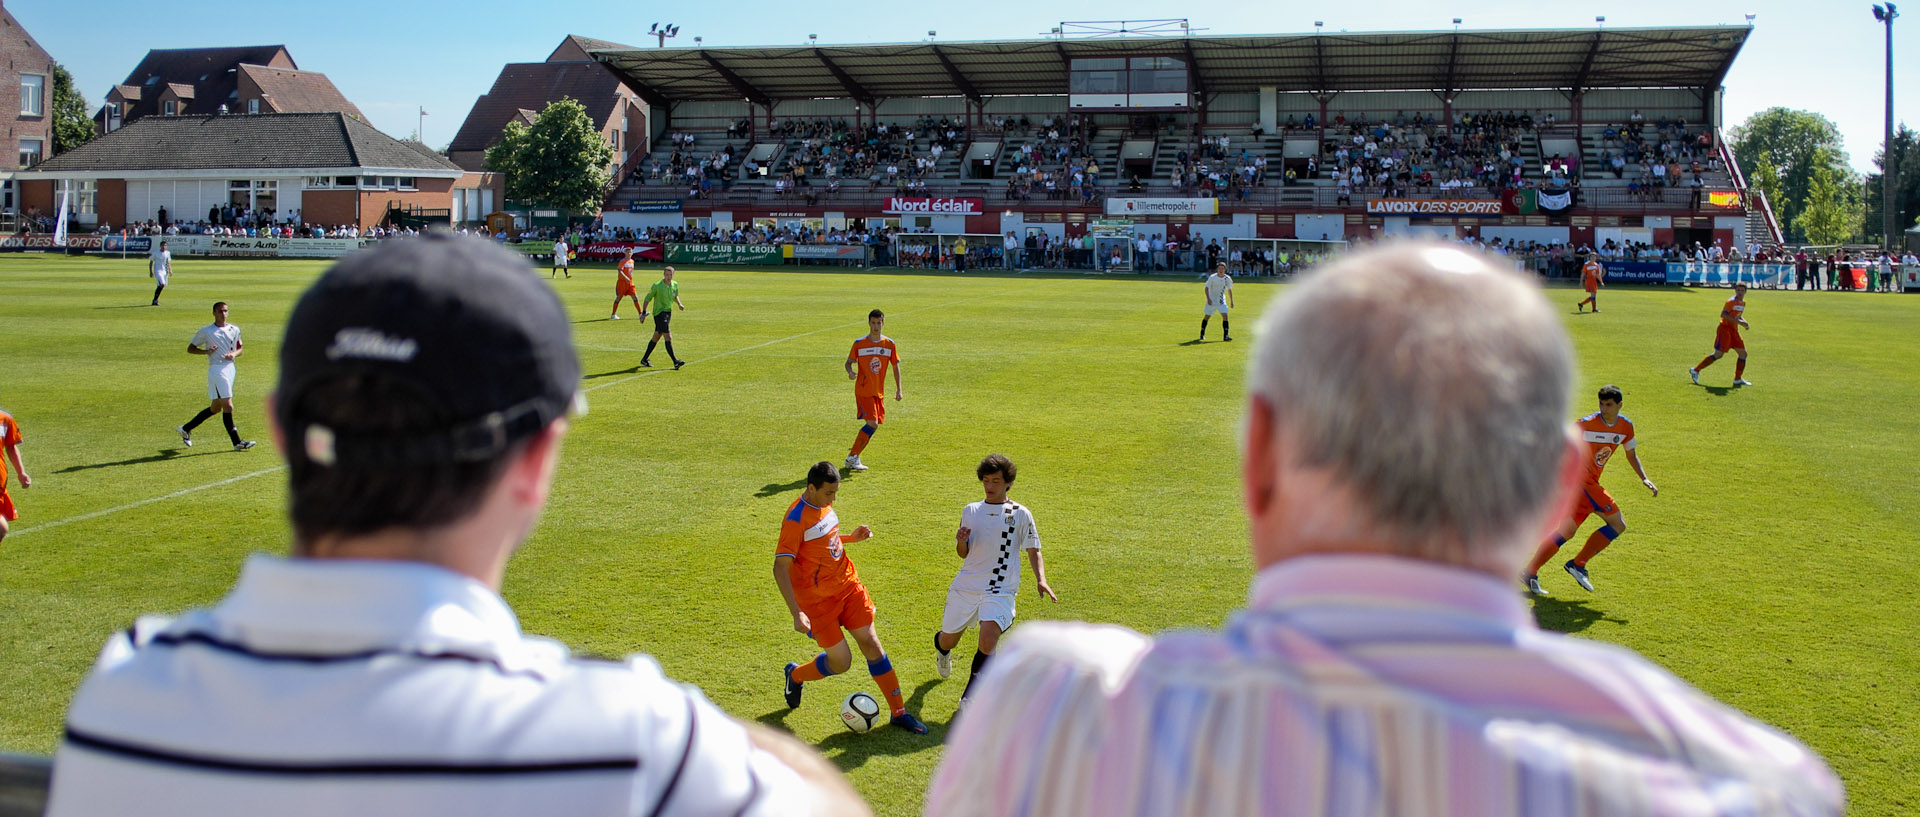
[61,180,96,216]
[19,74,44,116]
[164,100,178,116]
[335,176,357,187]
[247,98,261,114]
[18,139,42,168]
[398,177,416,190]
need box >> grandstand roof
[592,26,1750,106]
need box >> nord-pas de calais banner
[1365,199,1504,216]
[578,242,665,261]
[1666,262,1793,288]
[1105,198,1219,216]
[883,197,983,216]
[1599,261,1668,284]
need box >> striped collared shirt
[927,554,1842,817]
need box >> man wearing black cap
[47,236,869,817]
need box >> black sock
[665,340,678,362]
[642,339,658,362]
[934,631,950,656]
[153,285,164,303]
[962,650,991,699]
[222,412,240,445]
[1223,318,1230,336]
[1200,317,1209,336]
[183,408,215,431]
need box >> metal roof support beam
[930,45,983,104]
[815,52,875,106]
[1441,34,1460,99]
[1313,36,1331,95]
[1181,39,1209,100]
[594,56,672,110]
[1570,31,1604,94]
[700,52,771,108]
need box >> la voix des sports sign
[1365,199,1504,216]
[883,197,983,215]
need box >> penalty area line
[10,466,286,538]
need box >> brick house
[96,45,363,133]
[0,0,58,216]
[446,35,649,223]
[18,112,461,231]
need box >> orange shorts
[802,583,876,649]
[0,488,15,522]
[856,394,886,424]
[616,280,636,297]
[1568,482,1617,526]
[1714,323,1745,352]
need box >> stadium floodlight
[1452,18,1462,28]
[651,23,680,48]
[809,34,818,44]
[1745,13,1757,23]
[928,30,938,40]
[1874,3,1898,253]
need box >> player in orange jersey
[1523,385,1657,595]
[775,461,929,734]
[1690,282,1752,386]
[0,407,29,544]
[1575,252,1604,312]
[609,247,642,320]
[843,309,902,472]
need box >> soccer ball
[839,692,882,733]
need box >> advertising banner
[102,236,154,253]
[578,242,666,261]
[627,199,683,213]
[278,238,375,258]
[789,244,867,260]
[1105,198,1219,216]
[208,237,283,257]
[1599,261,1668,284]
[1365,199,1503,216]
[882,197,983,216]
[1,235,104,250]
[665,243,784,264]
[1665,262,1793,288]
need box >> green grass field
[0,254,1913,816]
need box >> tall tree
[50,64,95,155]
[1860,124,1920,243]
[483,97,612,215]
[1730,108,1848,239]
[1794,151,1864,246]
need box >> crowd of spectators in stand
[84,205,419,240]
[993,116,1108,205]
[1314,110,1546,201]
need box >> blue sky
[13,0,1912,174]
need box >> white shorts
[153,271,170,286]
[554,255,568,267]
[941,589,1015,633]
[1205,302,1229,317]
[207,365,235,400]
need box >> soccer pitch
[0,255,1913,816]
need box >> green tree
[50,64,95,155]
[1860,124,1919,244]
[1747,150,1785,223]
[483,97,612,214]
[1793,151,1864,246]
[1730,108,1848,239]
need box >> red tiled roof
[447,61,633,158]
[115,45,292,120]
[165,83,195,98]
[237,63,366,120]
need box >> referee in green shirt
[641,267,687,369]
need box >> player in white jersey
[551,238,571,278]
[1200,262,1235,341]
[149,241,172,305]
[933,454,1055,705]
[177,302,256,451]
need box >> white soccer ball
[839,691,882,733]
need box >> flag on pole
[53,190,69,247]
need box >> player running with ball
[933,454,1055,707]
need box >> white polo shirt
[49,555,808,817]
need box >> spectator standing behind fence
[926,243,1844,817]
[47,236,867,817]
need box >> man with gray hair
[926,243,1843,817]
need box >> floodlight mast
[1874,4,1898,253]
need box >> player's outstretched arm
[1028,550,1057,602]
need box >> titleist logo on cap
[325,328,419,362]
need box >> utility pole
[1873,4,1899,252]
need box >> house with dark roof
[445,35,649,222]
[0,1,60,216]
[18,112,462,230]
[96,45,364,133]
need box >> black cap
[276,234,581,466]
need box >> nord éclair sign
[883,197,983,216]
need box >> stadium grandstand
[584,23,1779,268]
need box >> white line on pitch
[10,466,285,538]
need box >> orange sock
[1696,355,1716,370]
[791,653,831,683]
[1524,537,1563,576]
[849,423,874,456]
[1573,526,1617,566]
[1734,359,1746,379]
[868,655,905,716]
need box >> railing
[0,753,50,817]
[1717,128,1784,244]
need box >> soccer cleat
[935,649,952,680]
[845,455,868,472]
[673,360,685,370]
[1563,560,1594,592]
[609,314,620,320]
[1576,301,1584,313]
[234,440,257,451]
[1688,368,1700,385]
[1524,575,1548,596]
[1224,335,1233,342]
[177,425,192,447]
[1592,308,1600,313]
[1733,379,1753,386]
[890,712,929,735]
[639,359,651,368]
[783,662,803,709]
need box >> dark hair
[807,460,841,488]
[868,308,884,320]
[285,372,519,547]
[212,301,227,311]
[1598,385,1624,404]
[977,453,1017,484]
